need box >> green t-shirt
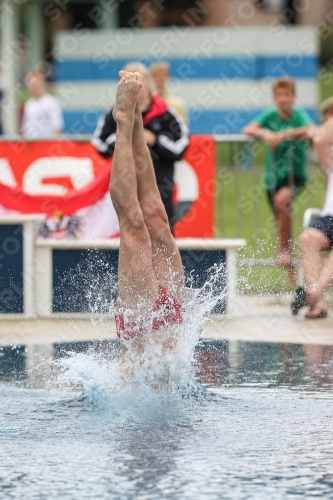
[255,107,312,191]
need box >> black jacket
[92,95,190,189]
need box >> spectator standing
[21,70,64,138]
[150,61,188,125]
[292,98,333,318]
[243,77,313,285]
[92,62,190,234]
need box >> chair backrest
[302,208,321,230]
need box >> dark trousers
[157,183,175,235]
[155,164,175,234]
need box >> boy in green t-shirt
[243,77,312,284]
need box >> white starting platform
[0,216,245,346]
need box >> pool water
[1,339,333,499]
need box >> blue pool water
[1,340,333,499]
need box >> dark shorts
[266,178,303,215]
[308,215,333,246]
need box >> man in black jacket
[92,62,190,234]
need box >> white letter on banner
[0,159,17,187]
[23,157,94,195]
[174,160,199,203]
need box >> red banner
[174,135,215,238]
[0,136,215,238]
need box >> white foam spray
[50,258,227,407]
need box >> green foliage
[237,266,295,295]
[319,68,333,103]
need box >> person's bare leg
[300,228,330,317]
[274,187,296,285]
[314,249,333,298]
[110,71,158,318]
[129,93,184,301]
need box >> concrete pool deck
[1,294,332,347]
[204,294,333,345]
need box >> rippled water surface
[1,339,333,499]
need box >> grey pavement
[0,294,332,346]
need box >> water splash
[50,261,227,407]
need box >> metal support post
[1,0,19,134]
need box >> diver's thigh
[118,230,159,315]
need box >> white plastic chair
[302,208,321,230]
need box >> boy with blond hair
[243,77,313,284]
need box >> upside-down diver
[110,70,184,367]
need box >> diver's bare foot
[113,71,142,123]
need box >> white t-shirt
[321,166,333,217]
[21,94,64,138]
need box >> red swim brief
[115,286,183,341]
